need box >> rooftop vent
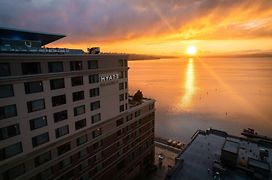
[88,47,100,54]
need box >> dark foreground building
[0,27,155,180]
[167,129,272,180]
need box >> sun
[186,46,197,56]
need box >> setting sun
[186,46,197,56]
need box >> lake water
[128,57,272,142]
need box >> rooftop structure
[0,27,84,54]
[0,27,65,46]
[167,129,272,180]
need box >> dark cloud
[0,0,271,44]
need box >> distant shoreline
[128,53,272,60]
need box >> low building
[166,129,272,180]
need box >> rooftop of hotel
[167,129,272,180]
[0,27,126,55]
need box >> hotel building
[0,28,155,180]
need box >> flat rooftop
[222,140,239,154]
[167,129,272,180]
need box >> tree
[133,90,143,102]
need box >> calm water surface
[128,57,272,142]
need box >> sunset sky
[0,0,272,56]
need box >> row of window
[0,94,101,120]
[0,123,103,162]
[0,111,101,143]
[0,60,99,77]
[0,73,126,99]
[0,76,101,99]
[2,114,153,180]
[32,111,100,130]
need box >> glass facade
[48,62,63,73]
[0,84,14,98]
[0,104,17,120]
[27,99,45,112]
[32,132,49,147]
[74,105,85,116]
[29,116,47,130]
[0,124,20,140]
[50,78,65,90]
[22,62,41,75]
[25,81,43,94]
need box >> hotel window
[149,103,154,110]
[88,60,98,69]
[125,103,127,110]
[22,62,41,75]
[118,59,124,66]
[126,114,133,121]
[119,82,124,90]
[116,118,123,127]
[57,142,71,155]
[59,157,72,169]
[37,168,53,180]
[90,101,100,111]
[48,62,63,73]
[0,104,17,120]
[54,110,68,123]
[73,91,84,102]
[119,71,124,79]
[70,61,82,71]
[0,124,20,140]
[34,151,51,167]
[27,99,45,112]
[0,142,22,160]
[119,94,124,101]
[75,119,86,130]
[30,116,47,130]
[91,113,101,124]
[0,84,14,98]
[77,134,88,146]
[25,81,43,94]
[124,60,127,66]
[125,82,128,89]
[89,74,99,84]
[120,105,124,112]
[90,88,99,97]
[125,71,127,78]
[52,94,66,107]
[3,163,25,180]
[93,141,102,150]
[92,128,102,138]
[125,93,128,99]
[50,78,65,90]
[71,76,83,86]
[74,105,85,116]
[55,125,69,138]
[135,110,141,117]
[0,63,10,76]
[79,149,87,158]
[32,132,49,147]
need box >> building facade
[0,28,155,180]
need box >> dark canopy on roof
[0,27,65,46]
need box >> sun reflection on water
[179,58,195,109]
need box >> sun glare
[186,46,197,56]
